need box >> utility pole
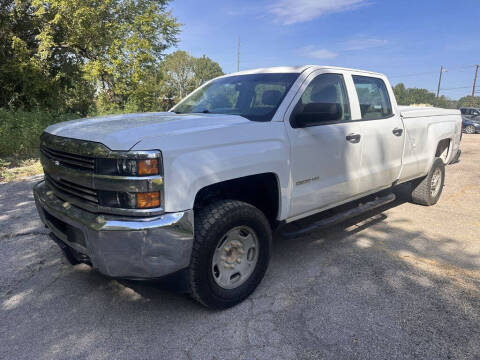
[237,36,240,72]
[436,65,446,98]
[471,64,479,106]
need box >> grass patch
[0,108,80,182]
[0,157,43,183]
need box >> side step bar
[281,193,396,238]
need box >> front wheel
[411,157,445,206]
[188,200,272,309]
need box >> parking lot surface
[1,135,479,360]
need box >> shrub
[0,109,80,157]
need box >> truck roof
[222,65,385,77]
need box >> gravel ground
[1,135,479,360]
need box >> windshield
[172,73,299,121]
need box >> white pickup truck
[34,66,462,308]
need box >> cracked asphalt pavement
[1,135,480,360]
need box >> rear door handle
[392,128,403,136]
[346,133,361,143]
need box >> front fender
[132,121,291,220]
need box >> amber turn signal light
[137,159,159,176]
[136,191,161,208]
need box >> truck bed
[398,106,460,119]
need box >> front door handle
[392,128,403,136]
[346,133,361,143]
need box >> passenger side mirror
[291,103,343,128]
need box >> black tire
[411,157,445,206]
[465,125,475,134]
[188,200,272,309]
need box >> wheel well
[194,173,280,228]
[435,138,451,164]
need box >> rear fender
[423,122,456,173]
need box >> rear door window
[352,75,393,120]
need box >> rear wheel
[411,157,445,206]
[465,125,475,134]
[188,200,271,309]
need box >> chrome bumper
[33,180,194,279]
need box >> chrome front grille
[45,175,98,205]
[41,145,95,172]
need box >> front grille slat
[42,146,94,165]
[42,150,95,170]
[53,180,98,203]
[41,146,95,171]
[58,178,97,196]
[46,176,99,204]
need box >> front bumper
[33,180,194,279]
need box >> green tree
[0,0,58,110]
[162,50,195,100]
[192,55,224,88]
[393,83,407,105]
[457,96,480,108]
[393,83,457,109]
[162,51,223,102]
[31,0,180,110]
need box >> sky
[169,0,480,100]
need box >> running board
[281,193,396,238]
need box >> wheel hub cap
[212,226,259,289]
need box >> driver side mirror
[291,103,343,128]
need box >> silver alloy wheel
[211,226,259,289]
[430,167,442,197]
[465,125,475,134]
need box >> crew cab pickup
[34,66,462,308]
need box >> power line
[388,65,477,79]
[444,65,477,71]
[389,71,439,79]
[440,86,472,91]
[447,67,477,74]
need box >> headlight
[115,158,160,176]
[94,151,163,209]
[96,153,162,177]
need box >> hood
[45,112,251,150]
